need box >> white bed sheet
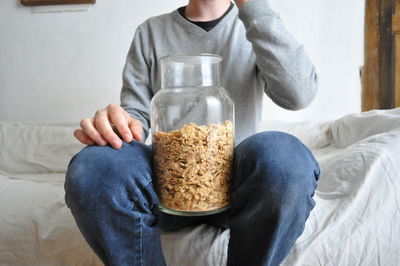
[162,109,400,266]
[0,175,102,266]
[282,129,400,265]
[1,109,399,266]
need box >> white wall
[266,0,365,122]
[0,0,364,123]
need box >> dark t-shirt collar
[178,2,234,32]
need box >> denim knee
[228,132,320,266]
[232,131,320,207]
[65,142,154,214]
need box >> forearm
[120,26,152,143]
[121,66,151,143]
[238,0,318,110]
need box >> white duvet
[1,109,400,266]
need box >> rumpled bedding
[1,108,399,266]
[163,109,400,266]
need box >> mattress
[1,108,400,265]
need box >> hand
[74,104,143,149]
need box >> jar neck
[161,54,222,89]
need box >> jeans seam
[139,212,143,266]
[128,175,151,266]
[129,195,144,266]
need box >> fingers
[75,104,144,149]
[107,104,133,143]
[94,108,122,149]
[74,129,95,146]
[125,113,143,141]
[131,121,143,141]
[79,118,107,146]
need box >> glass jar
[150,54,235,216]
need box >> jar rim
[160,53,222,64]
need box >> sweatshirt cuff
[238,0,275,27]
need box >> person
[65,0,320,265]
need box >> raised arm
[236,0,318,110]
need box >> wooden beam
[394,34,400,106]
[393,12,400,32]
[379,0,395,109]
[362,0,381,111]
[363,0,395,111]
[393,0,400,106]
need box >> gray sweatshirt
[121,0,318,144]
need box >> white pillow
[0,122,83,175]
[329,108,400,148]
[259,120,332,150]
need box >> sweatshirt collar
[171,3,238,37]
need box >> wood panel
[394,34,400,106]
[21,0,95,6]
[393,12,400,32]
[379,0,395,109]
[394,0,400,106]
[363,0,397,111]
[362,0,381,111]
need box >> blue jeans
[65,131,320,266]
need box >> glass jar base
[159,204,230,217]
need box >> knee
[65,142,153,211]
[233,131,320,199]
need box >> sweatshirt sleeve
[120,26,152,142]
[238,0,318,110]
